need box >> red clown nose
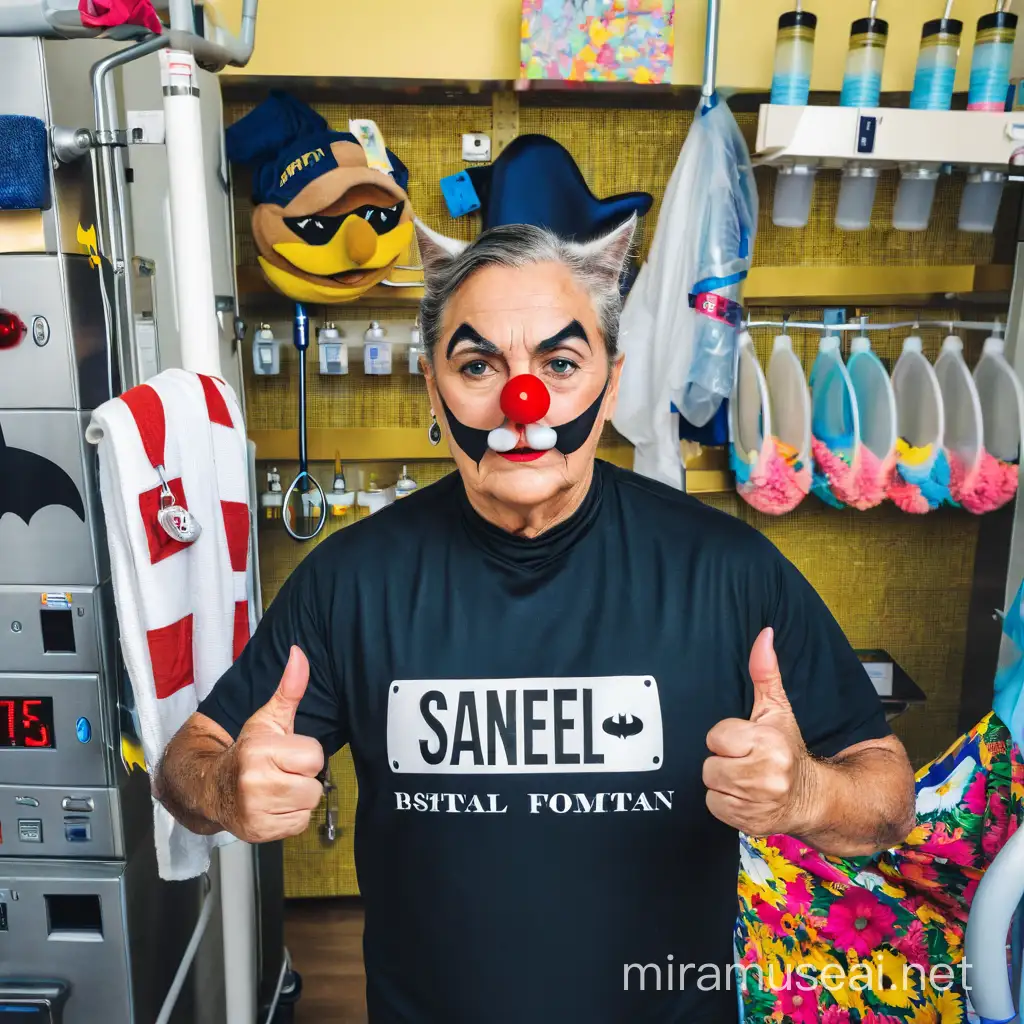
[500,374,551,425]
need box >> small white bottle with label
[408,321,426,375]
[318,323,348,375]
[252,323,280,376]
[364,321,392,375]
[396,465,418,497]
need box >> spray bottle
[960,0,1017,232]
[837,1,889,230]
[771,1,818,106]
[895,1,962,230]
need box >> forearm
[154,716,235,836]
[790,739,916,858]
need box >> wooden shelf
[744,264,1012,305]
[249,427,635,466]
[248,429,734,495]
[217,0,992,95]
[236,266,424,307]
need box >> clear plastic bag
[679,100,759,427]
[614,97,757,484]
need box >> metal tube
[91,34,171,391]
[701,0,720,101]
[161,49,222,377]
[298,347,308,471]
[964,825,1024,1021]
[168,0,195,33]
[743,318,1007,332]
[171,0,258,69]
[944,0,954,19]
[213,0,258,67]
[219,842,258,1024]
[154,874,214,1024]
[91,34,170,136]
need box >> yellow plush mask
[226,95,417,303]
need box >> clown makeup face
[423,259,624,515]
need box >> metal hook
[154,463,174,502]
[781,312,791,334]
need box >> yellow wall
[216,0,1007,92]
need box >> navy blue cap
[226,91,409,207]
[252,130,409,208]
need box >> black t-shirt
[199,460,890,1024]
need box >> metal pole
[160,48,222,377]
[168,0,259,68]
[91,28,260,1024]
[742,317,1008,332]
[168,0,195,33]
[91,34,171,391]
[701,0,720,103]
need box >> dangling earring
[428,411,442,446]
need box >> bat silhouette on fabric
[0,421,85,525]
[603,713,644,740]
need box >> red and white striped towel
[87,369,255,880]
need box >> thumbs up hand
[703,628,816,838]
[218,646,325,843]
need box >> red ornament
[0,310,25,350]
[500,374,550,425]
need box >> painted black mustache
[438,383,608,466]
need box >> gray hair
[415,218,636,363]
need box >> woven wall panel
[282,744,360,899]
[227,101,995,273]
[229,98,991,896]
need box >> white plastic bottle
[364,321,392,375]
[973,330,1024,464]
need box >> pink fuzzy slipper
[950,449,1019,514]
[738,440,811,516]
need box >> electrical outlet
[462,133,491,162]
[126,110,166,145]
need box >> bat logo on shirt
[0,422,85,525]
[602,713,644,740]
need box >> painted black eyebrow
[446,320,590,360]
[446,323,501,360]
[535,320,591,354]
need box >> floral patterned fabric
[735,712,1024,1023]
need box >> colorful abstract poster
[521,0,675,85]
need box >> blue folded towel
[0,116,51,211]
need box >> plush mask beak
[273,217,413,277]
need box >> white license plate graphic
[386,676,663,774]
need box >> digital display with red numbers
[0,697,55,748]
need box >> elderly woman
[158,218,916,1024]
